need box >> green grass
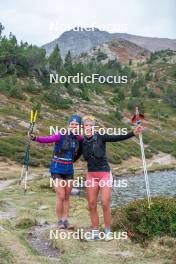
[0,244,15,264]
[0,172,176,264]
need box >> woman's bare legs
[86,183,99,228]
[54,179,73,221]
[62,180,73,219]
[54,180,65,220]
[100,185,112,228]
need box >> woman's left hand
[133,125,144,136]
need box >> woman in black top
[81,115,144,241]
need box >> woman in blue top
[30,114,83,229]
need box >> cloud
[0,0,175,46]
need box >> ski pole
[19,110,38,192]
[132,107,152,208]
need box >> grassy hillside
[0,25,176,264]
[0,25,176,170]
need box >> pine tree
[64,50,73,73]
[0,23,4,38]
[48,44,63,72]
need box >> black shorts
[51,173,74,180]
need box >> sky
[0,0,175,46]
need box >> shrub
[150,140,174,154]
[43,89,72,109]
[0,77,25,99]
[112,197,176,243]
[96,51,108,62]
[0,64,8,76]
[80,88,90,101]
[147,89,157,98]
[114,111,122,120]
[31,101,41,113]
[25,80,39,93]
[16,214,37,228]
[8,85,25,100]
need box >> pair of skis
[19,110,38,192]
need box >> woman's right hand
[28,132,36,141]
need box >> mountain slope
[78,39,151,64]
[113,33,176,52]
[42,28,176,57]
[0,48,176,170]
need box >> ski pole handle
[30,110,38,124]
[30,110,34,123]
[33,110,38,123]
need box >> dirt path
[27,224,60,262]
[0,179,17,221]
[0,179,15,191]
[0,230,51,264]
[0,179,60,263]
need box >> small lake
[111,170,176,207]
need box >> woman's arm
[34,133,61,143]
[31,132,83,144]
[102,131,134,142]
[101,126,144,142]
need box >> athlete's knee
[56,192,65,201]
[64,193,70,200]
[101,200,110,210]
[88,200,97,210]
